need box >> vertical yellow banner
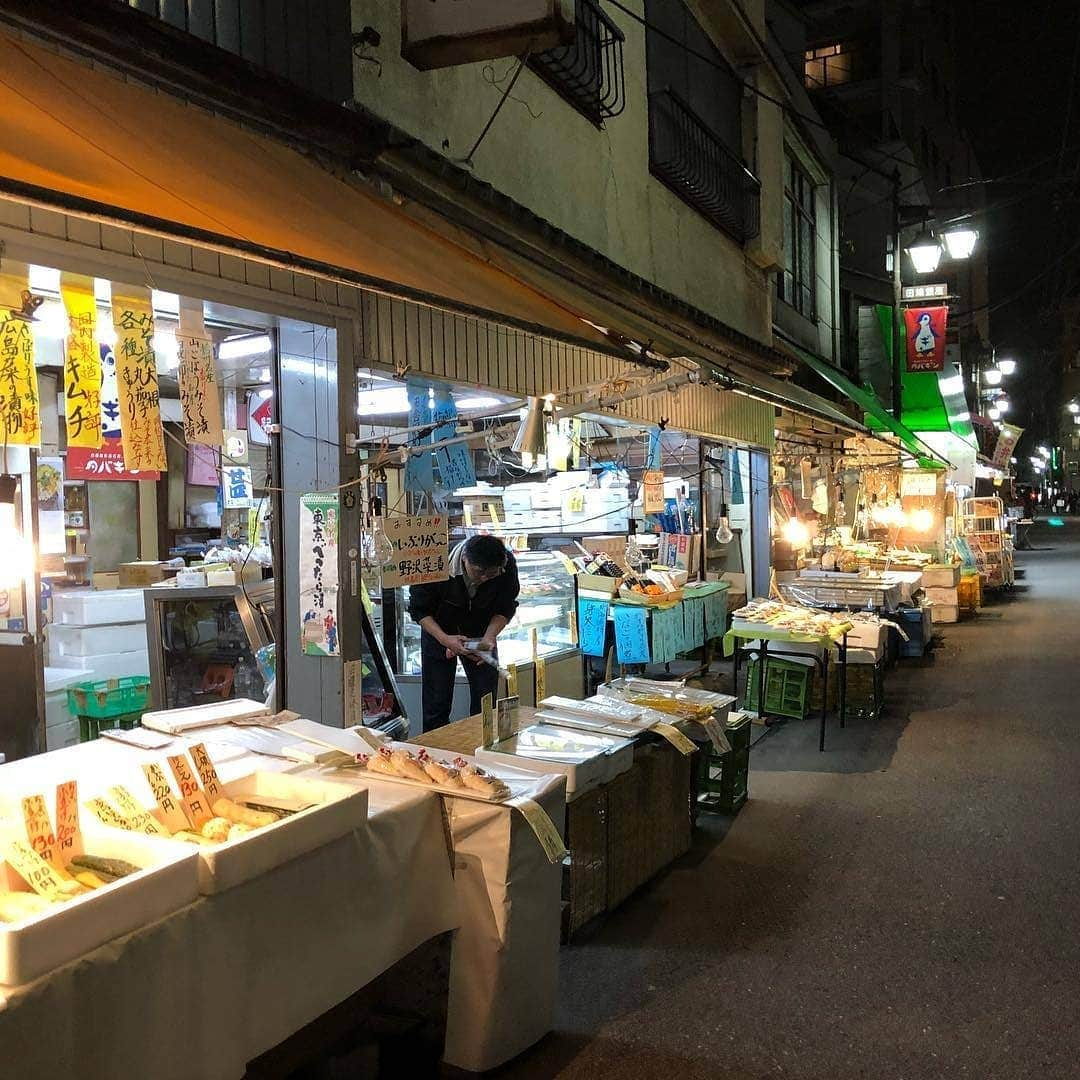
[61,277,102,449]
[0,276,39,447]
[177,333,224,447]
[112,290,167,471]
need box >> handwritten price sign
[382,515,449,587]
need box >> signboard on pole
[991,423,1023,470]
[903,306,948,372]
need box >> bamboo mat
[413,706,543,753]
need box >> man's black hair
[462,534,508,570]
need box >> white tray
[141,699,270,734]
[0,830,198,986]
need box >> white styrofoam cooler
[0,831,199,986]
[923,586,959,605]
[50,649,151,681]
[51,588,147,626]
[48,621,148,657]
[927,602,959,625]
[922,565,961,588]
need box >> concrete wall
[350,0,781,346]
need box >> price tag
[488,503,501,528]
[699,717,732,754]
[510,798,567,864]
[604,645,615,684]
[506,662,518,697]
[481,693,494,749]
[534,656,547,704]
[529,626,538,662]
[569,604,579,646]
[21,794,58,868]
[141,764,190,833]
[497,695,519,742]
[652,720,698,756]
[108,785,170,837]
[168,754,213,827]
[554,551,578,577]
[188,742,225,803]
[463,504,473,527]
[5,840,67,900]
[55,781,83,862]
[566,489,584,513]
[84,797,133,830]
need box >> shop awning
[783,340,951,469]
[0,32,622,355]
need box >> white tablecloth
[0,728,567,1076]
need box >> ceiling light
[512,396,548,469]
[940,226,979,260]
[905,228,943,274]
[987,407,1000,421]
[996,398,1010,413]
[983,368,1002,386]
[218,333,272,360]
[938,375,965,395]
[456,396,502,410]
[357,386,410,414]
[996,358,1016,376]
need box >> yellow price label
[534,656,547,703]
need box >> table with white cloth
[0,726,566,1078]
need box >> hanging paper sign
[177,333,224,447]
[221,465,253,509]
[612,603,650,664]
[899,471,938,497]
[299,492,340,657]
[404,379,435,491]
[223,428,248,464]
[683,596,706,649]
[991,422,1024,470]
[381,514,448,587]
[67,442,159,481]
[643,470,665,514]
[647,427,663,469]
[61,279,102,449]
[112,291,167,470]
[0,308,39,447]
[903,306,948,372]
[650,605,681,664]
[704,591,727,640]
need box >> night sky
[958,0,1080,448]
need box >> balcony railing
[648,89,761,244]
[529,0,626,125]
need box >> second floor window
[777,152,817,320]
[804,43,854,89]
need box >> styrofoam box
[529,484,562,510]
[500,487,533,512]
[929,602,959,625]
[846,622,887,651]
[52,588,147,626]
[139,771,369,894]
[846,645,884,665]
[0,831,199,986]
[923,586,959,605]
[50,649,151,681]
[922,565,961,588]
[49,621,148,657]
[45,718,80,751]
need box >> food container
[52,588,147,626]
[0,831,198,986]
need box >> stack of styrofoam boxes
[921,564,962,625]
[43,666,88,751]
[845,618,888,665]
[48,588,150,697]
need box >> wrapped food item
[69,854,140,881]
[200,817,232,843]
[418,749,466,788]
[0,891,54,922]
[173,829,213,846]
[389,748,433,784]
[227,823,254,841]
[361,749,399,777]
[211,797,277,829]
[453,757,511,799]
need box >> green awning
[780,337,950,469]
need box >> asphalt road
[500,525,1076,1080]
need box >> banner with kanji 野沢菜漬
[112,290,167,471]
[299,493,340,657]
[61,277,102,449]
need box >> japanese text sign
[112,290,167,470]
[299,492,340,657]
[177,333,224,447]
[0,279,39,447]
[992,422,1024,470]
[61,278,102,449]
[222,465,253,509]
[381,515,449,587]
[67,441,159,481]
[903,305,948,372]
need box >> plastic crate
[67,676,151,720]
[743,657,810,719]
[77,710,143,742]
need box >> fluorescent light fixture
[997,358,1016,376]
[456,396,502,410]
[28,265,60,293]
[1039,446,1051,458]
[938,375,965,395]
[905,228,943,274]
[940,226,979,260]
[153,330,179,370]
[0,475,34,588]
[357,386,410,414]
[151,290,180,317]
[1074,415,1080,426]
[1010,457,1018,464]
[987,407,1000,421]
[219,333,272,360]
[30,300,70,340]
[983,368,1002,386]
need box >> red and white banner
[67,440,160,482]
[991,422,1023,471]
[903,305,948,372]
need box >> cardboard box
[118,561,167,588]
[657,533,701,576]
[577,573,621,596]
[924,586,959,605]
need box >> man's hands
[440,633,489,663]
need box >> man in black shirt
[407,534,520,731]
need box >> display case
[144,586,268,710]
[397,549,578,674]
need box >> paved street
[503,529,1075,1079]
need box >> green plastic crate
[67,677,151,721]
[743,657,810,720]
[697,714,752,814]
[77,711,143,743]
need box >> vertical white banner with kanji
[299,492,340,657]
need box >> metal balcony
[529,0,626,125]
[648,88,761,244]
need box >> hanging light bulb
[714,451,734,544]
[512,396,547,470]
[624,519,649,573]
[782,517,810,549]
[0,476,34,589]
[909,508,934,532]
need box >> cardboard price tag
[84,797,132,830]
[497,696,519,742]
[481,693,494,749]
[652,720,698,756]
[5,840,67,901]
[21,794,58,867]
[167,754,213,827]
[506,662,518,698]
[108,785,170,837]
[698,717,732,755]
[55,781,83,862]
[188,742,225,803]
[534,656,547,704]
[510,798,567,864]
[141,763,191,833]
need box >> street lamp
[905,227,943,274]
[987,407,1001,421]
[997,398,1010,412]
[1069,402,1079,414]
[1039,446,1051,458]
[997,358,1016,376]
[940,226,980,260]
[984,368,1003,387]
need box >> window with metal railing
[648,88,761,244]
[529,0,626,125]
